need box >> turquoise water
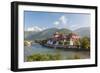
[24,43,90,61]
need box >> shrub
[27,53,62,62]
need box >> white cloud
[26,26,45,32]
[42,27,48,30]
[53,15,69,29]
[53,15,90,30]
[59,15,68,25]
[54,21,60,26]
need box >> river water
[24,43,90,61]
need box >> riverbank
[41,44,90,51]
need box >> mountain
[74,27,90,37]
[57,28,72,34]
[25,27,90,40]
[25,28,72,40]
[24,26,43,39]
[24,31,38,39]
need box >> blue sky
[24,11,90,31]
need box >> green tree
[59,41,63,45]
[81,37,90,49]
[41,39,47,44]
[75,40,81,48]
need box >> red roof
[53,32,80,40]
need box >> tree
[41,39,48,44]
[81,37,90,49]
[75,40,81,48]
[59,40,63,45]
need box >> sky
[24,11,90,31]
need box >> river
[24,43,90,62]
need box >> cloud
[53,15,69,28]
[59,15,68,25]
[26,26,45,32]
[54,21,60,26]
[53,15,90,30]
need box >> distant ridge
[74,27,90,37]
[25,27,90,40]
[25,28,72,40]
